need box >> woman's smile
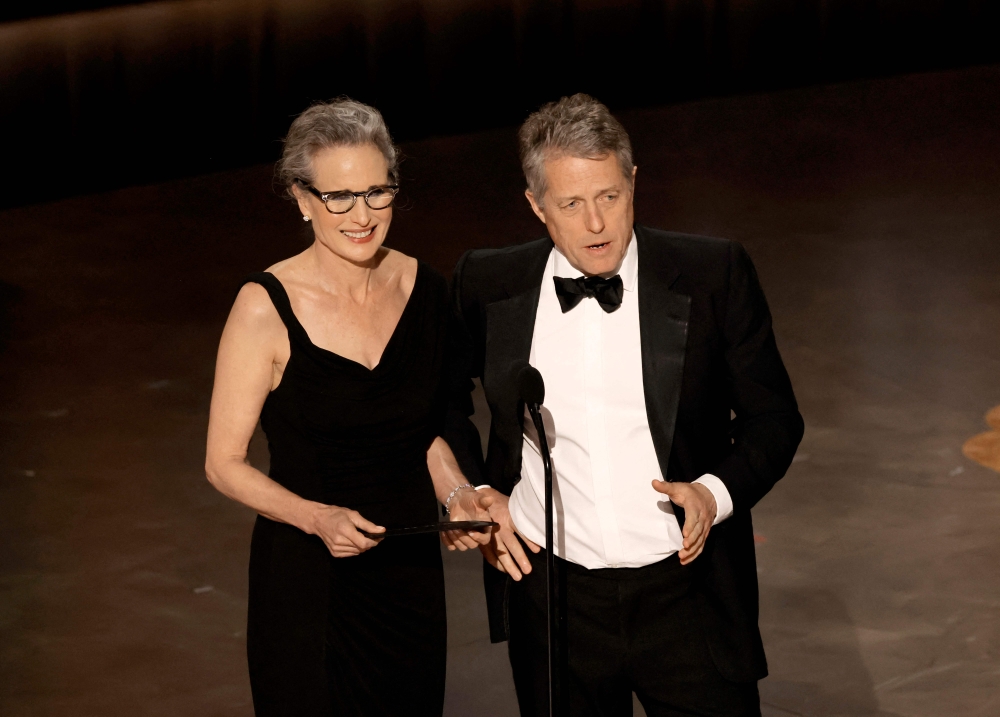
[342,226,376,242]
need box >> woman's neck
[309,241,387,304]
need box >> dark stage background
[3,3,1000,716]
[2,0,999,208]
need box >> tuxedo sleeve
[711,241,804,513]
[441,250,487,486]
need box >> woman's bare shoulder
[264,249,310,282]
[381,248,419,294]
[229,282,282,332]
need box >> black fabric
[552,274,624,313]
[509,547,761,717]
[443,226,804,683]
[242,266,450,717]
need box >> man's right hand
[476,488,540,580]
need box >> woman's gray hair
[276,97,400,197]
[518,93,633,205]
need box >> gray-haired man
[444,94,803,716]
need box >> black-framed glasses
[296,179,399,214]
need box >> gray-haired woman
[205,98,490,715]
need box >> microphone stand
[526,402,556,717]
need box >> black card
[359,520,499,538]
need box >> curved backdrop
[2,0,998,207]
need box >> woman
[205,98,488,716]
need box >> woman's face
[293,144,394,265]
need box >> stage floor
[1,64,999,716]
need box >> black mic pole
[527,400,556,717]
[513,361,557,717]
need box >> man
[443,94,803,717]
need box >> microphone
[513,359,545,406]
[509,359,558,717]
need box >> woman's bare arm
[426,437,491,551]
[205,283,383,557]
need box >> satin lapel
[483,240,552,452]
[636,226,690,483]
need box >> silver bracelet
[443,483,473,514]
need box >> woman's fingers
[441,530,457,550]
[471,527,493,545]
[345,510,384,551]
[314,507,384,557]
[445,530,472,551]
[330,541,360,558]
[349,510,384,536]
[455,529,488,549]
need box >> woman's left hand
[441,488,494,552]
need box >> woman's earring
[303,215,311,222]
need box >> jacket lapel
[636,226,690,482]
[482,239,552,473]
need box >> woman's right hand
[309,504,385,558]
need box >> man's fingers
[679,541,705,565]
[492,533,527,580]
[652,479,688,506]
[478,494,495,509]
[479,542,504,572]
[652,479,682,498]
[500,531,534,575]
[683,517,705,549]
[680,525,709,564]
[652,478,674,495]
[518,533,542,554]
[497,549,523,580]
[479,541,495,560]
[681,509,702,540]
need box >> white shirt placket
[583,298,624,567]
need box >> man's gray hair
[518,93,633,204]
[276,97,400,197]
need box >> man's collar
[551,230,638,291]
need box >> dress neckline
[262,262,423,373]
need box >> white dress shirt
[509,234,734,569]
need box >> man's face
[526,154,636,277]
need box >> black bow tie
[553,274,624,313]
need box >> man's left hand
[652,480,717,565]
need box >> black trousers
[507,547,760,717]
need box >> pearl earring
[303,216,311,222]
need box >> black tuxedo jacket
[443,225,804,682]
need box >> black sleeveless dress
[242,264,450,716]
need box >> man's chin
[573,250,622,277]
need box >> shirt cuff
[693,474,734,525]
